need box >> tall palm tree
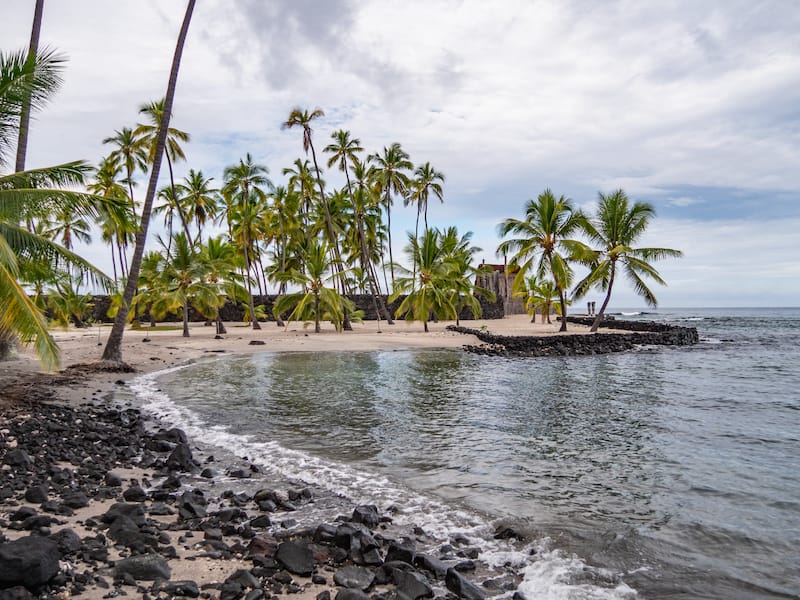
[44,204,92,250]
[325,131,392,325]
[88,157,135,281]
[102,127,147,219]
[574,189,683,331]
[14,0,47,175]
[222,153,271,330]
[282,107,353,329]
[368,142,412,287]
[179,169,218,244]
[497,189,588,331]
[136,97,191,236]
[102,0,196,365]
[201,235,244,335]
[407,161,445,235]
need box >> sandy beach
[0,315,589,599]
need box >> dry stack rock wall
[447,317,699,357]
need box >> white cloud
[2,0,799,306]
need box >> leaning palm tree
[574,189,683,331]
[102,0,196,365]
[368,142,412,287]
[497,189,588,331]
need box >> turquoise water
[144,308,800,599]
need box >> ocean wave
[129,365,639,600]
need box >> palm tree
[102,0,196,365]
[273,239,357,333]
[368,142,412,287]
[391,229,460,332]
[14,0,48,174]
[439,226,492,326]
[201,235,244,335]
[407,161,445,236]
[283,107,353,329]
[574,189,683,331]
[1,48,119,368]
[179,169,218,244]
[44,204,92,251]
[152,232,217,337]
[88,156,133,281]
[497,189,588,332]
[222,153,271,330]
[102,127,147,219]
[515,276,562,323]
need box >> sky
[2,0,799,308]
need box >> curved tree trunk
[590,263,616,332]
[102,0,196,364]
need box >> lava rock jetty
[448,316,699,357]
[0,399,510,599]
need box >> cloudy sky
[3,0,799,307]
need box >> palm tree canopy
[574,189,683,307]
[0,47,65,167]
[282,107,325,154]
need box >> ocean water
[132,308,800,599]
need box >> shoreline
[1,315,594,599]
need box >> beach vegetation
[0,46,120,369]
[573,189,683,331]
[497,189,590,332]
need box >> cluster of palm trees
[78,101,473,339]
[498,188,682,332]
[2,0,681,370]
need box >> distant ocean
[130,308,800,599]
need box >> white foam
[129,364,640,600]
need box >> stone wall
[447,319,699,357]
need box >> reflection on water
[166,349,666,526]
[160,309,800,599]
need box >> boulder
[157,580,200,598]
[393,569,433,600]
[445,568,486,600]
[166,443,196,472]
[114,553,170,581]
[276,540,315,576]
[333,566,375,591]
[0,536,61,589]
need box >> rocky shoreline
[0,395,513,600]
[447,317,699,357]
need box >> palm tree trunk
[558,289,568,332]
[102,0,196,364]
[590,264,616,332]
[314,292,320,333]
[308,141,352,330]
[15,0,44,176]
[385,192,395,287]
[182,300,190,337]
[166,152,191,242]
